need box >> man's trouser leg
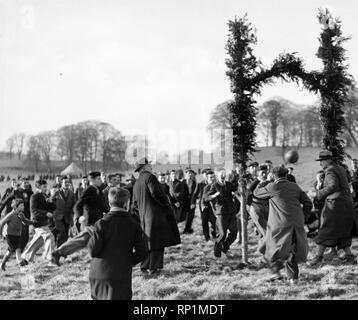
[249,205,267,237]
[55,226,94,257]
[223,215,238,252]
[141,248,165,270]
[209,210,217,238]
[200,207,210,239]
[285,231,299,279]
[19,225,29,252]
[56,220,70,247]
[214,215,226,257]
[22,227,45,262]
[41,227,55,261]
[184,208,195,231]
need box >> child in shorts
[0,199,33,271]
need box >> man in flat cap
[132,158,180,274]
[182,168,197,234]
[168,170,186,222]
[207,167,240,258]
[157,172,170,200]
[192,168,216,241]
[308,150,356,265]
[51,171,106,265]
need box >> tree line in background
[5,120,127,173]
[208,87,358,149]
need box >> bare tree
[26,135,41,172]
[38,131,55,170]
[56,125,78,164]
[6,135,16,160]
[14,133,26,160]
[258,98,286,147]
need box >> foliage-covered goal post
[225,8,354,263]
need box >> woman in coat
[132,158,181,275]
[254,167,312,281]
[308,150,355,265]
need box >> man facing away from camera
[88,187,148,300]
[253,167,312,282]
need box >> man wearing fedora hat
[308,150,356,265]
[132,158,181,274]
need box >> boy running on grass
[0,199,33,271]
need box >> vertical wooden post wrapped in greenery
[225,15,259,263]
[316,8,354,162]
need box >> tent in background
[61,162,84,177]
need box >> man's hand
[308,190,317,199]
[175,202,180,208]
[46,212,53,218]
[190,204,196,209]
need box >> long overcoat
[254,178,312,263]
[132,170,181,251]
[88,210,148,300]
[315,164,355,248]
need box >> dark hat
[248,161,259,168]
[202,167,212,174]
[265,160,273,164]
[258,164,268,171]
[206,169,214,175]
[134,157,151,172]
[315,150,333,161]
[157,171,166,177]
[88,171,101,179]
[185,167,196,174]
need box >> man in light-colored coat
[254,166,312,281]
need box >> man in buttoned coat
[132,158,181,275]
[308,150,356,265]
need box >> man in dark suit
[200,170,217,241]
[183,168,197,234]
[75,176,89,201]
[132,158,181,275]
[157,172,170,199]
[51,171,105,266]
[168,170,186,222]
[207,167,240,258]
[52,177,76,247]
[88,187,148,300]
[102,174,121,214]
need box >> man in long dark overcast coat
[132,158,181,275]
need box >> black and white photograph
[1,0,358,306]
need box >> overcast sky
[0,0,357,152]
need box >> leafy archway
[225,8,355,262]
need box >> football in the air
[284,150,299,164]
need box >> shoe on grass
[307,255,323,267]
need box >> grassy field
[1,147,358,300]
[0,217,357,300]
